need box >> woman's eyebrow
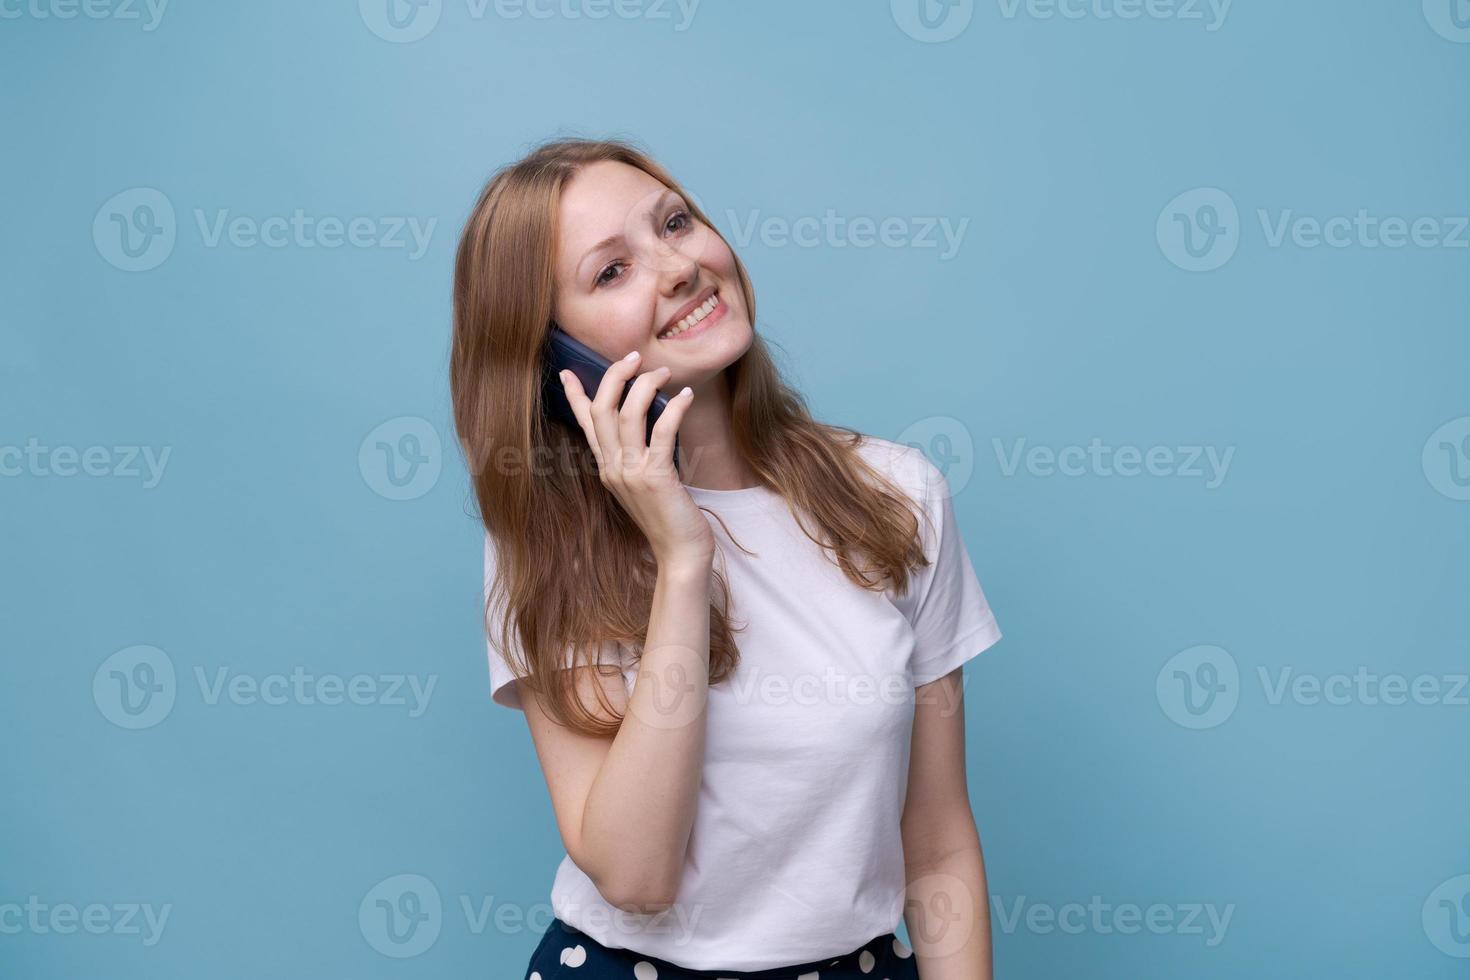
[576,189,681,276]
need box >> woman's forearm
[578,554,713,910]
[903,838,993,979]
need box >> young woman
[450,137,1003,979]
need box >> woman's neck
[674,371,762,491]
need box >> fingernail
[558,370,569,383]
[624,350,640,361]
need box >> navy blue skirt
[526,916,919,979]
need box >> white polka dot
[892,937,912,959]
[559,943,587,967]
[859,949,876,972]
[796,972,819,980]
[530,974,541,980]
[633,961,658,980]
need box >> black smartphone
[542,323,681,471]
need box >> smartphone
[542,323,681,470]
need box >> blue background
[4,0,1468,977]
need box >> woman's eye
[665,209,691,235]
[594,261,625,287]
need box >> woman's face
[551,160,753,389]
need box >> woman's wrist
[656,550,714,580]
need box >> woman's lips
[657,291,727,342]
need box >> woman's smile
[657,287,728,342]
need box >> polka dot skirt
[524,917,919,980]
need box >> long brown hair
[451,135,931,737]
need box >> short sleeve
[482,531,623,711]
[483,532,529,710]
[894,453,1002,686]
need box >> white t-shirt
[483,434,1002,971]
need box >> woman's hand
[558,350,715,569]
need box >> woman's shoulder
[848,432,939,498]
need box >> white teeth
[660,293,719,338]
